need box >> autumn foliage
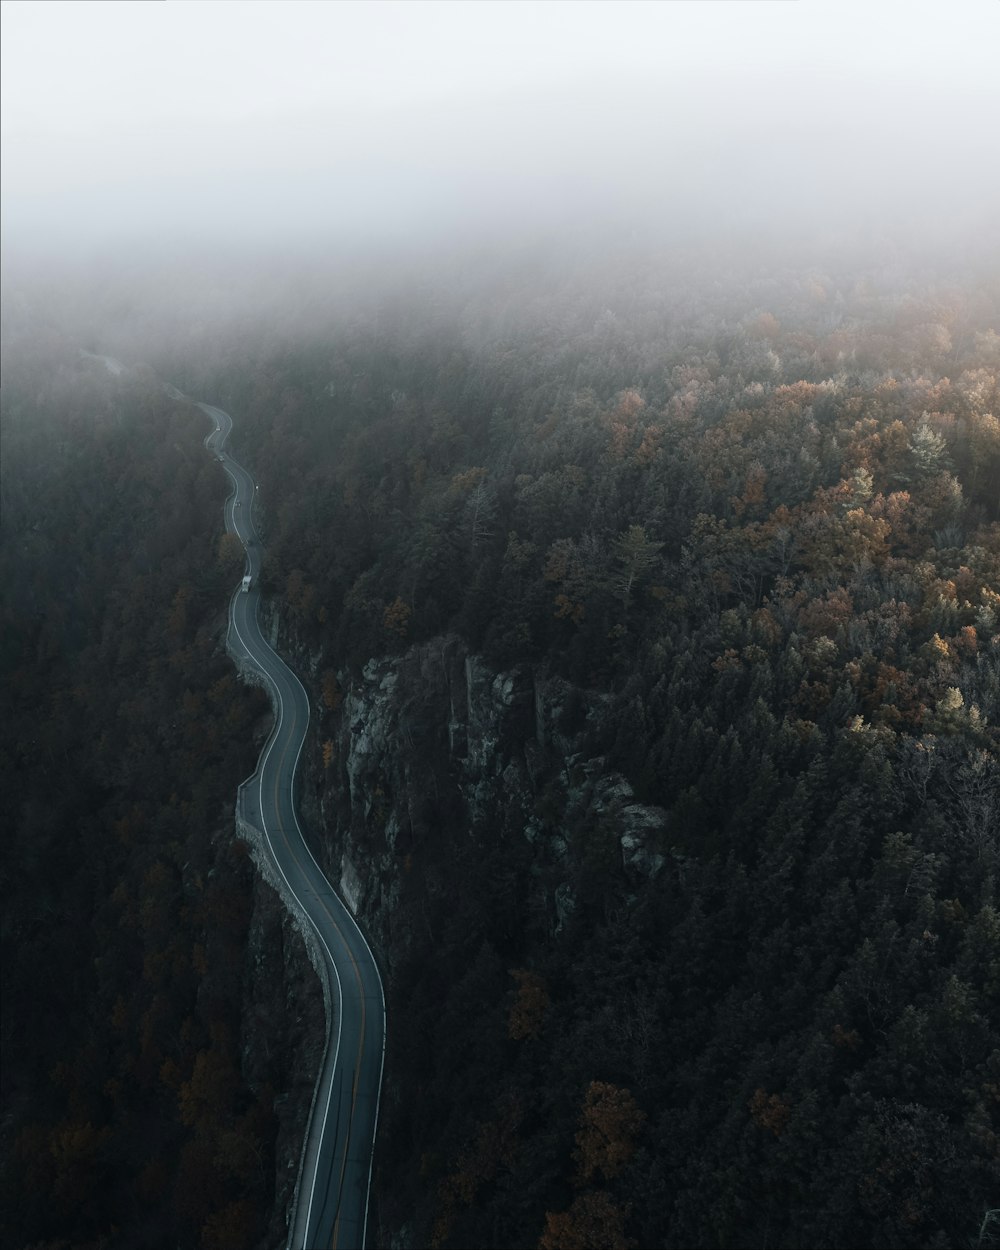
[5,239,1000,1250]
[572,1082,645,1185]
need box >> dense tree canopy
[3,237,998,1249]
[0,344,288,1249]
[189,243,998,1250]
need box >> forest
[2,233,999,1249]
[0,341,322,1249]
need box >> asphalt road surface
[201,403,385,1250]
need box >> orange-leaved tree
[572,1081,645,1184]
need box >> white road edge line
[208,405,363,1250]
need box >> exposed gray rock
[554,881,576,932]
[263,621,664,1241]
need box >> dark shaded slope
[0,343,317,1250]
[180,248,999,1250]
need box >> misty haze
[2,3,999,1249]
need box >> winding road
[200,403,385,1250]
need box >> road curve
[200,402,385,1250]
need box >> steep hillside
[0,341,320,1250]
[205,246,1000,1250]
[5,239,997,1250]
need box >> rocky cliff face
[252,625,667,1236]
[253,594,673,1243]
[297,636,667,952]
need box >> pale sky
[2,0,999,255]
